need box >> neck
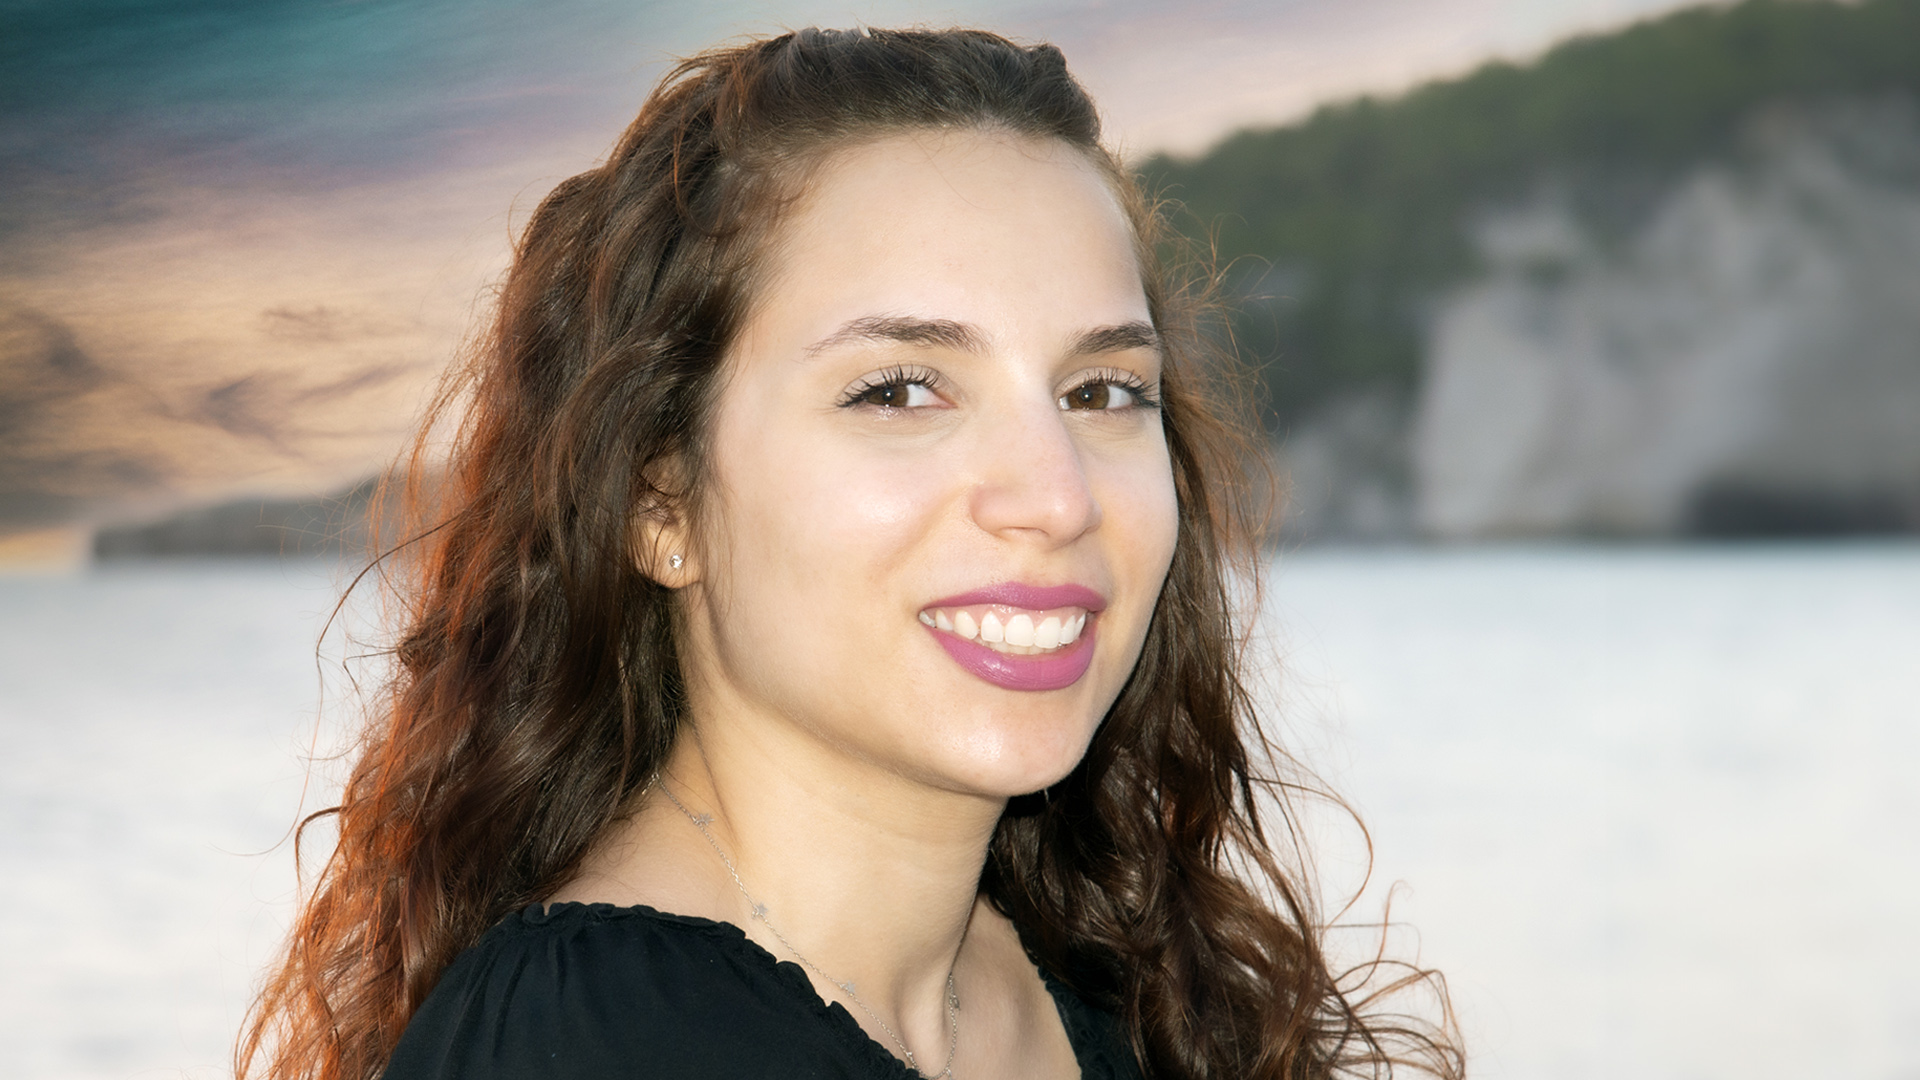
[654,712,1004,1020]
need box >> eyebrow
[804,316,985,357]
[1066,321,1160,357]
[802,315,1160,359]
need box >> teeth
[922,604,1091,654]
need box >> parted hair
[238,26,1461,1080]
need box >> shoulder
[381,903,902,1080]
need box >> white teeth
[929,605,1088,653]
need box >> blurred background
[2,0,1916,1077]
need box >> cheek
[1093,442,1181,582]
[710,422,953,614]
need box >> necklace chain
[655,775,962,1079]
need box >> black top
[382,902,1142,1080]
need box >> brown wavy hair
[239,26,1461,1080]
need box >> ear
[633,482,697,588]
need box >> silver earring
[669,554,683,570]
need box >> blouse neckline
[519,900,1103,1078]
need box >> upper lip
[922,582,1107,612]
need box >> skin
[552,128,1179,1077]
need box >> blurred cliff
[68,0,1920,556]
[1147,0,1920,541]
[91,479,381,560]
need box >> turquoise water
[2,547,1916,1079]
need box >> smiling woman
[237,28,1460,1080]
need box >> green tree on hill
[1140,0,1920,426]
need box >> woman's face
[673,129,1178,798]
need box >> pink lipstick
[926,583,1106,612]
[920,583,1105,692]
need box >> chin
[923,704,1101,799]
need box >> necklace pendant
[837,979,856,994]
[751,902,769,920]
[691,812,713,826]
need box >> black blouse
[382,902,1142,1079]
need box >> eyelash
[837,365,945,409]
[1062,368,1162,411]
[837,365,1162,411]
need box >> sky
[0,0,1709,557]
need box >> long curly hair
[238,27,1461,1080]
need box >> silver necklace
[655,775,963,1079]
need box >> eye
[838,366,945,410]
[1058,371,1159,412]
[851,381,938,408]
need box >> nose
[967,402,1102,546]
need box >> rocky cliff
[91,478,379,559]
[1415,98,1920,538]
[1147,0,1920,540]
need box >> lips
[918,583,1105,692]
[926,583,1107,612]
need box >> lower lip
[925,621,1097,692]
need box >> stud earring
[669,554,684,570]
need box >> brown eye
[857,383,908,407]
[842,377,940,409]
[1060,380,1148,411]
[1063,382,1112,410]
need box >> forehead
[744,129,1148,347]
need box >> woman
[241,27,1460,1080]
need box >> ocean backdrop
[2,546,1916,1079]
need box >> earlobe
[633,453,698,586]
[633,505,695,587]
